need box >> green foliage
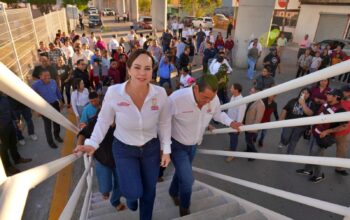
[139,0,151,14]
[180,0,222,17]
[62,0,89,11]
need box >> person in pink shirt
[95,36,107,51]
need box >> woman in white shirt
[74,49,171,220]
[276,33,287,57]
[71,78,89,124]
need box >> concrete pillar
[151,0,167,31]
[117,0,125,13]
[129,0,139,22]
[232,0,275,68]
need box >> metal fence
[0,4,70,82]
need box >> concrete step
[88,209,139,220]
[156,182,204,196]
[226,210,267,220]
[153,195,228,220]
[174,201,244,220]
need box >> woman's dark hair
[73,78,83,90]
[316,78,329,88]
[297,87,312,101]
[126,49,155,70]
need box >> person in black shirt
[73,59,90,90]
[32,53,58,83]
[77,114,126,211]
[177,46,191,75]
[263,48,281,77]
[278,88,315,154]
[0,93,32,176]
[56,56,72,106]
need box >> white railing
[59,155,93,220]
[221,59,350,110]
[206,111,350,134]
[197,150,350,169]
[0,154,82,220]
[193,167,350,218]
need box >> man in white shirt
[209,52,233,75]
[178,22,184,38]
[108,34,120,57]
[171,20,178,37]
[81,33,89,45]
[168,74,241,216]
[139,33,147,47]
[226,83,247,162]
[82,43,94,64]
[248,38,262,57]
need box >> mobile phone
[300,93,305,100]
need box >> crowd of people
[0,21,349,220]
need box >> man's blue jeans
[169,138,197,209]
[112,138,160,220]
[95,159,122,207]
[159,78,172,88]
[247,57,256,80]
[229,133,239,151]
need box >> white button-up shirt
[108,38,120,53]
[170,87,233,146]
[227,94,247,123]
[85,82,172,154]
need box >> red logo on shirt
[151,106,159,110]
[117,101,130,107]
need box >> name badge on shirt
[117,101,130,107]
[151,97,159,111]
[207,102,212,113]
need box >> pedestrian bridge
[0,60,350,220]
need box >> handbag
[315,135,336,149]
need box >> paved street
[17,16,350,220]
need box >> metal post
[44,12,52,42]
[27,3,39,51]
[282,0,289,33]
[1,3,24,81]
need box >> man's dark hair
[40,52,49,58]
[233,83,242,93]
[40,68,50,76]
[196,74,218,92]
[77,59,85,65]
[217,56,224,63]
[140,33,144,37]
[89,91,98,99]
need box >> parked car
[88,14,102,28]
[192,17,214,29]
[318,39,350,56]
[138,16,152,29]
[88,7,98,15]
[102,8,115,16]
[182,16,196,27]
[213,14,229,29]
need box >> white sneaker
[30,134,38,141]
[18,139,26,146]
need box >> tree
[63,0,89,11]
[139,0,151,15]
[180,0,222,17]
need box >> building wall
[294,4,350,43]
[274,0,300,10]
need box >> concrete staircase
[85,175,291,220]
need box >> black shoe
[6,166,20,176]
[170,195,180,206]
[296,169,313,176]
[258,141,263,147]
[309,174,325,183]
[335,170,349,176]
[248,158,255,162]
[55,136,63,143]
[49,143,58,149]
[14,158,32,164]
[179,207,190,217]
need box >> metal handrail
[197,149,350,169]
[206,111,350,135]
[220,59,350,110]
[59,156,93,220]
[193,167,350,218]
[0,153,82,220]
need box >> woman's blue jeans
[247,57,256,80]
[112,138,160,220]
